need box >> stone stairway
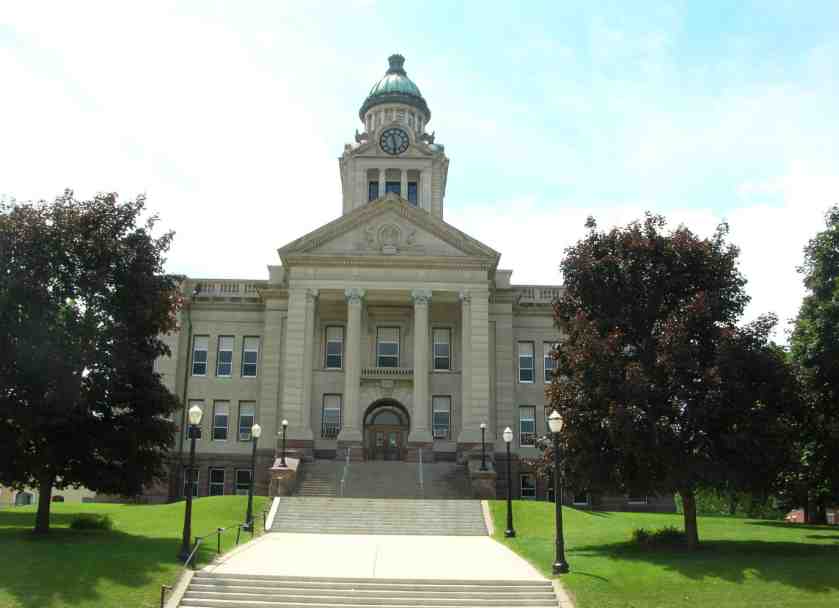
[296,460,473,500]
[271,497,487,535]
[181,573,559,607]
[296,461,342,497]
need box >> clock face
[379,127,410,155]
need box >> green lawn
[490,500,839,608]
[0,495,269,608]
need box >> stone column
[258,294,286,442]
[378,169,386,200]
[420,170,431,211]
[457,290,472,442]
[409,289,432,445]
[457,289,491,447]
[279,288,314,446]
[300,289,318,439]
[400,169,408,199]
[338,288,365,448]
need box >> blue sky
[2,1,838,339]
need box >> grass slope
[0,495,269,608]
[490,500,839,608]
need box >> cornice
[283,253,496,271]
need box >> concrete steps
[271,497,487,536]
[296,461,473,500]
[181,574,558,607]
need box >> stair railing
[418,447,424,498]
[339,446,350,497]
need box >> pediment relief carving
[361,222,423,255]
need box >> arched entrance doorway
[364,400,410,461]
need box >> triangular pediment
[278,195,499,270]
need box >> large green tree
[788,204,839,523]
[0,191,181,533]
[546,215,800,550]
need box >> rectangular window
[235,469,252,496]
[209,468,225,496]
[573,492,590,505]
[627,494,648,505]
[520,474,536,499]
[192,336,209,376]
[241,336,260,377]
[432,328,451,370]
[238,402,255,441]
[321,394,342,439]
[519,406,536,447]
[185,400,204,441]
[216,336,234,377]
[407,181,418,205]
[183,469,199,498]
[212,401,229,441]
[518,342,534,383]
[544,342,558,383]
[368,181,379,201]
[432,396,451,440]
[325,326,344,369]
[385,181,401,195]
[377,327,400,368]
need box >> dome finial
[387,54,406,75]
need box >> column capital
[411,288,432,305]
[345,287,366,305]
[305,288,319,303]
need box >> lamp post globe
[280,419,289,467]
[548,410,570,575]
[480,422,488,471]
[179,404,203,561]
[502,426,515,538]
[244,423,261,531]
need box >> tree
[0,191,181,533]
[544,214,801,550]
[788,204,839,523]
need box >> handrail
[339,447,350,497]
[161,504,270,607]
[418,447,424,498]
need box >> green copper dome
[359,54,430,121]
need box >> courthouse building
[154,55,672,511]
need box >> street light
[178,404,203,561]
[502,426,515,538]
[280,419,289,467]
[480,422,488,471]
[244,423,262,531]
[548,410,569,574]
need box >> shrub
[631,526,686,548]
[69,514,113,531]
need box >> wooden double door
[367,425,405,461]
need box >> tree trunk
[680,489,700,551]
[814,500,828,525]
[728,492,738,516]
[34,474,54,535]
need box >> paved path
[206,532,544,580]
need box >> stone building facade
[153,55,673,512]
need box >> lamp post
[502,426,515,538]
[178,404,203,561]
[244,423,262,531]
[280,419,288,467]
[548,410,569,574]
[480,422,488,471]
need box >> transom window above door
[376,327,400,368]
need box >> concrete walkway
[205,532,544,581]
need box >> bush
[631,526,686,548]
[69,514,113,531]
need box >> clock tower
[339,54,450,219]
